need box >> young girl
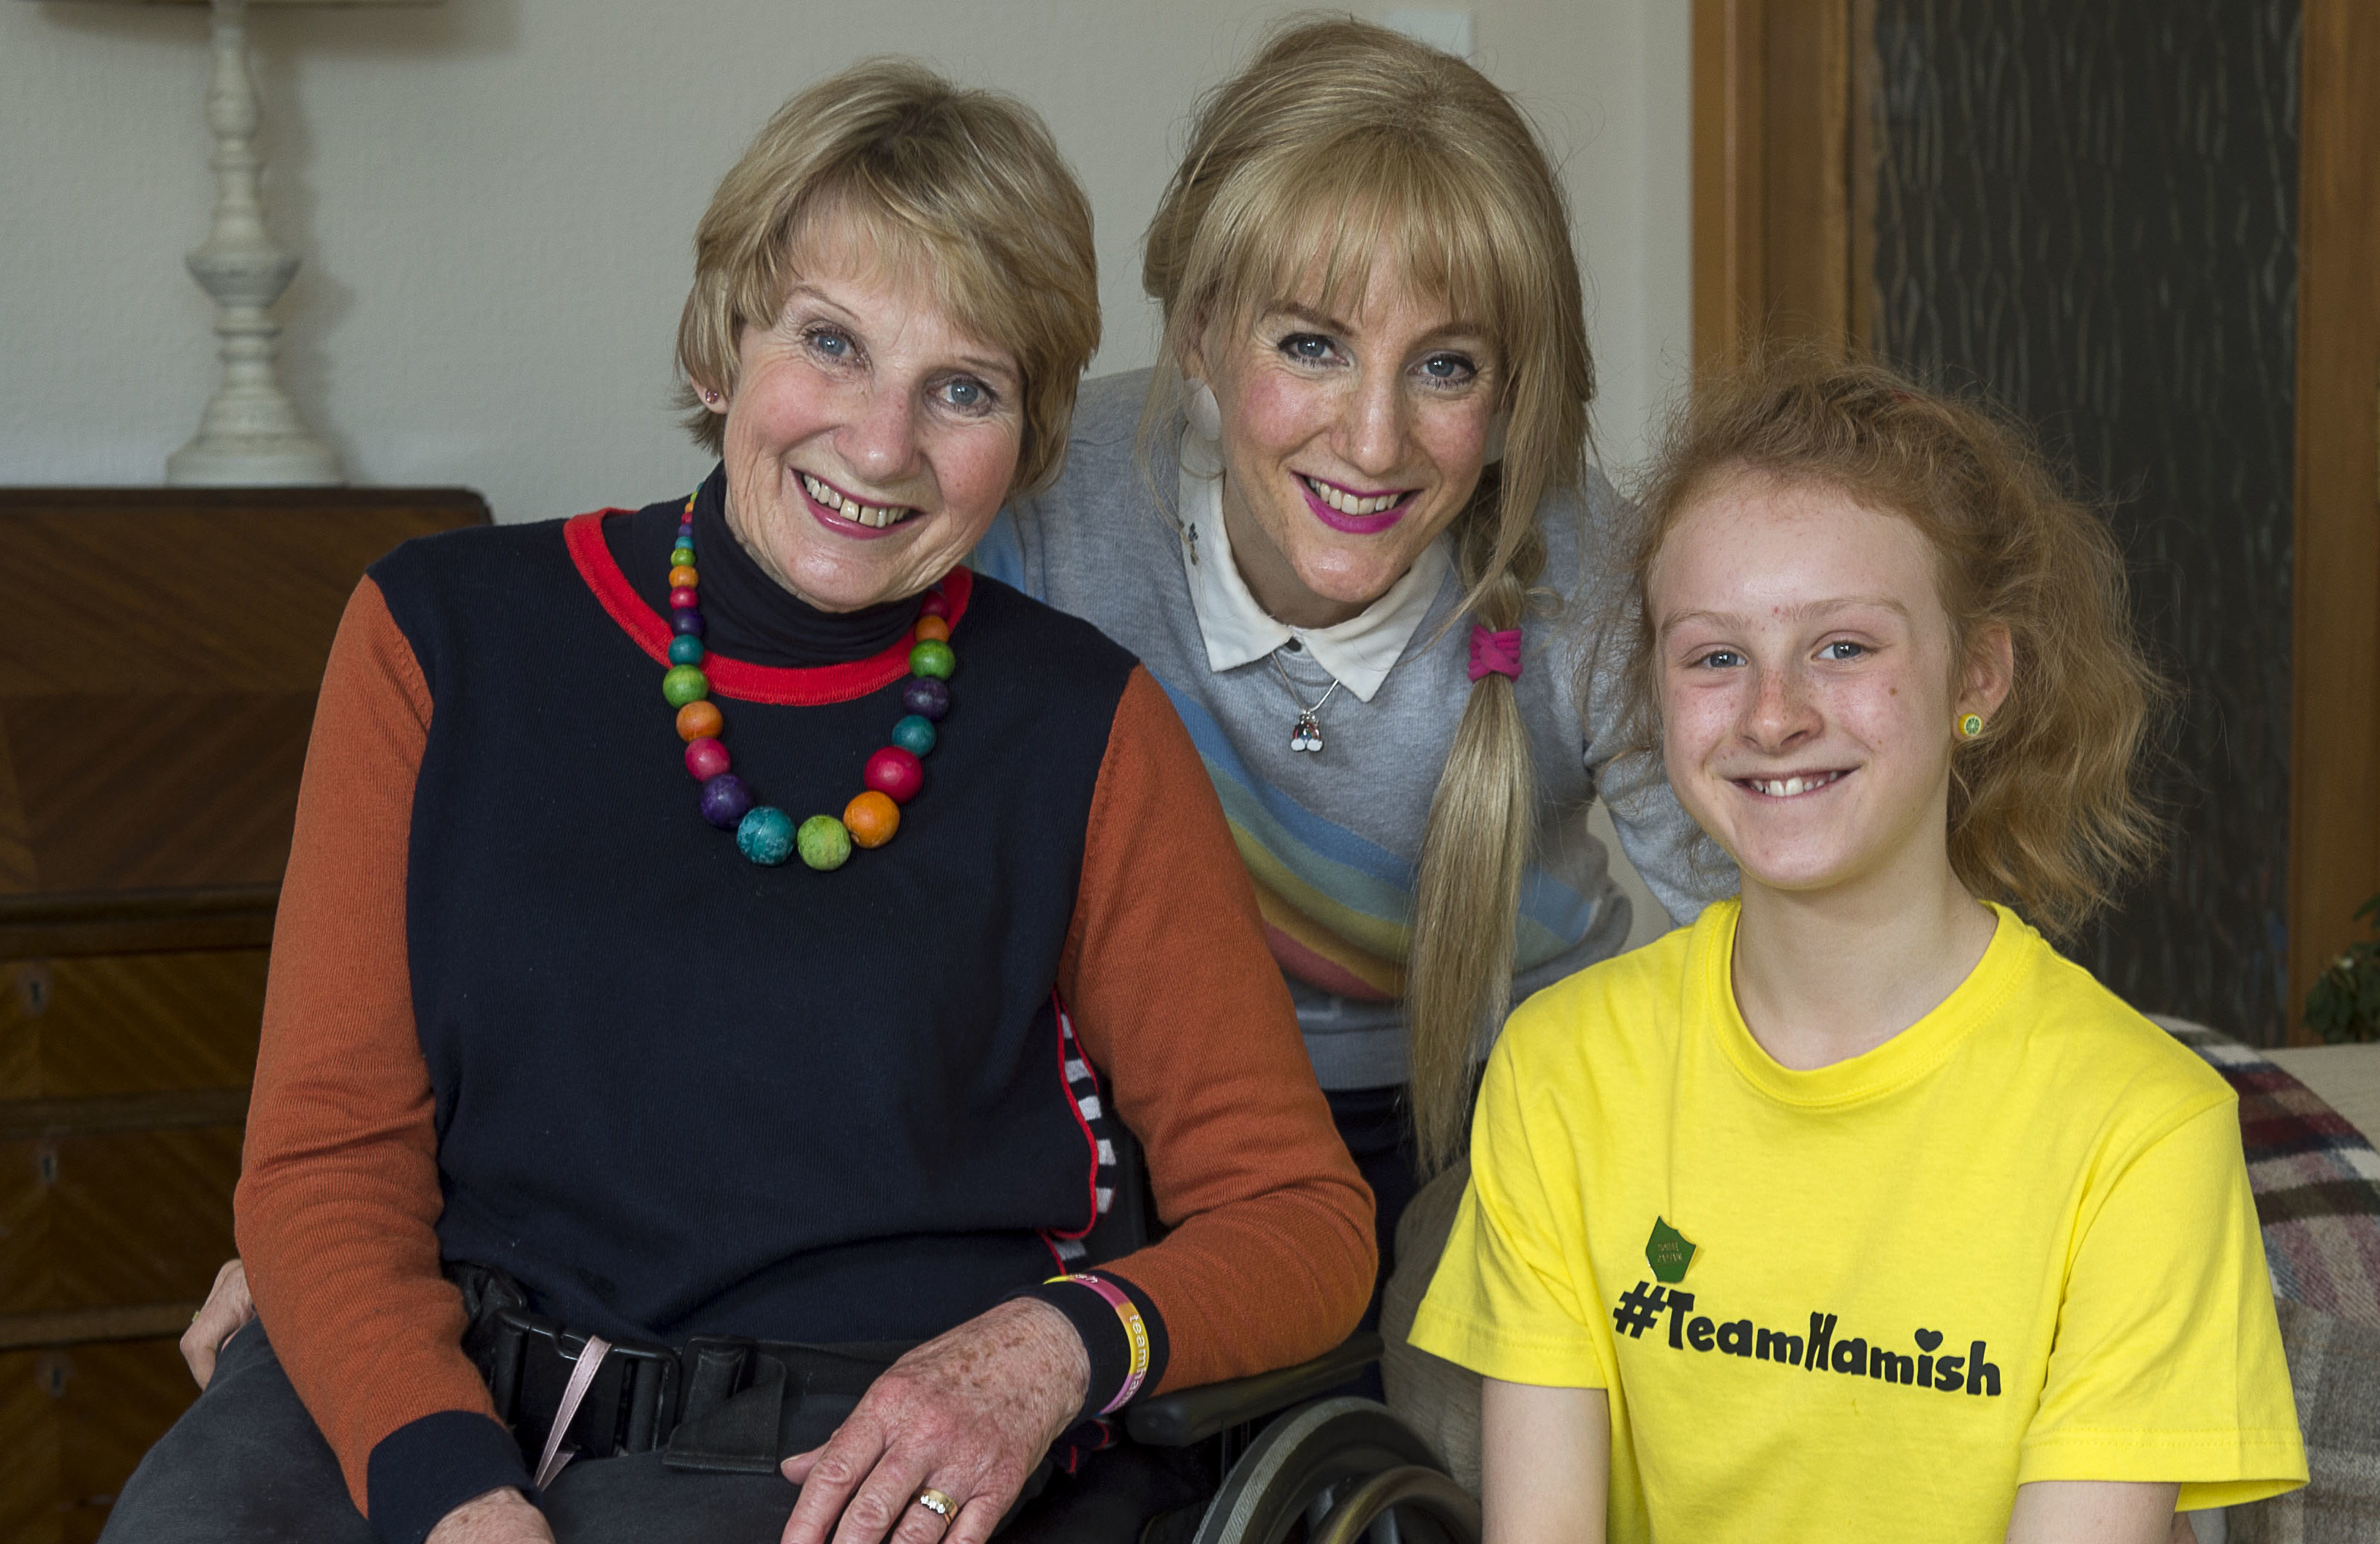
[1409,357,2305,1542]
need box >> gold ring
[914,1488,957,1518]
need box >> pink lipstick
[1297,474,1413,536]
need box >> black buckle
[450,1258,916,1477]
[481,1306,681,1460]
[662,1336,902,1474]
[664,1336,786,1475]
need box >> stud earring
[1958,713,1985,738]
[700,387,722,405]
[1185,379,1222,443]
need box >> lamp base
[167,432,343,487]
[164,0,347,490]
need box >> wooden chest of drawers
[0,488,487,1542]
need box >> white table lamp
[31,0,437,486]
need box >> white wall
[1,0,1690,940]
[3,0,1691,512]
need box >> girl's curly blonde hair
[1627,352,2169,939]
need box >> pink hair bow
[1468,624,1523,682]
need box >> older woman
[978,18,1721,1304]
[107,59,1370,1544]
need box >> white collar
[1177,434,1452,702]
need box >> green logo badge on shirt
[1646,1217,1697,1284]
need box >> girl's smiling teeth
[1740,770,1849,798]
[799,470,915,529]
[1300,474,1410,517]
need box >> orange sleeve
[234,578,498,1509]
[1058,665,1376,1391]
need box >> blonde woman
[978,16,1720,1312]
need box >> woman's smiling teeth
[800,471,914,529]
[1743,771,1847,798]
[1300,475,1406,517]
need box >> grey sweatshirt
[977,369,1729,1090]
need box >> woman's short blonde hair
[675,59,1099,496]
[1142,15,1596,1173]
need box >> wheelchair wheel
[1308,1467,1479,1544]
[1189,1397,1473,1544]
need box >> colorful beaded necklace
[660,491,955,871]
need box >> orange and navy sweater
[235,474,1374,1543]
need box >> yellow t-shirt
[1411,899,2305,1540]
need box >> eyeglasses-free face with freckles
[1189,263,1502,630]
[1650,474,2007,907]
[705,213,1026,614]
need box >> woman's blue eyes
[1274,335,1479,386]
[1696,649,1745,670]
[801,326,996,412]
[1821,640,1867,661]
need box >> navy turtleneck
[605,463,923,667]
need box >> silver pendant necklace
[1273,653,1343,753]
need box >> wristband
[1045,1272,1151,1413]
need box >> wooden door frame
[1691,0,2380,1041]
[2288,1,2380,1044]
[1691,0,1874,373]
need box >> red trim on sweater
[561,510,973,707]
[1048,994,1102,1242]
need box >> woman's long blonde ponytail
[1407,513,1545,1173]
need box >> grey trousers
[102,1323,1203,1543]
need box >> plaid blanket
[2159,1018,2380,1330]
[2159,1018,2380,1541]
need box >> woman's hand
[425,1488,554,1543]
[779,1297,1090,1544]
[180,1258,257,1389]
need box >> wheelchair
[1123,1342,1477,1544]
[1079,1131,1480,1544]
